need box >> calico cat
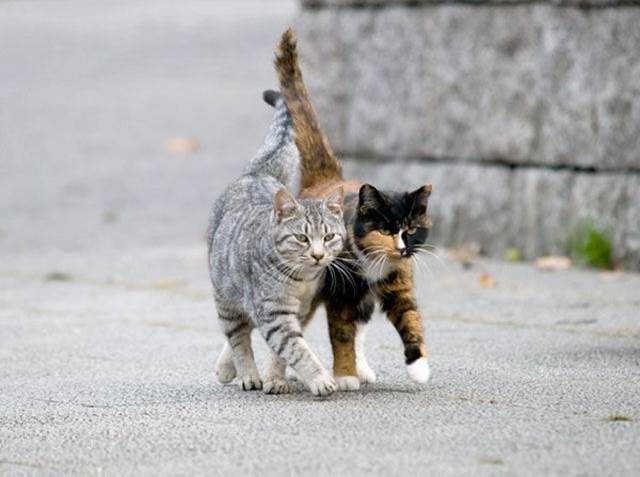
[273,29,433,390]
[208,91,346,396]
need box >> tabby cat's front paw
[335,375,360,392]
[307,373,336,397]
[239,375,263,391]
[263,378,290,395]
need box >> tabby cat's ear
[325,186,344,215]
[358,184,385,215]
[273,188,298,222]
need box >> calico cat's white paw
[407,357,430,384]
[335,375,360,391]
[307,373,336,397]
[263,378,290,395]
[239,375,263,391]
[215,361,237,384]
[357,363,377,384]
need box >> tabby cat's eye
[407,227,418,235]
[324,233,335,242]
[379,229,392,236]
[294,234,309,243]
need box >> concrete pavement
[1,1,639,476]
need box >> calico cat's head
[353,183,432,261]
[272,187,346,267]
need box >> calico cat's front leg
[376,271,430,383]
[326,302,358,391]
[326,293,376,391]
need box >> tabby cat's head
[272,187,346,267]
[353,183,432,261]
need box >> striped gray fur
[208,93,346,396]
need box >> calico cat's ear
[409,183,432,215]
[410,184,433,202]
[324,186,344,215]
[358,184,385,215]
[273,188,298,222]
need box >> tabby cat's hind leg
[221,316,262,391]
[214,341,236,384]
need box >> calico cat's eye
[294,234,309,243]
[407,227,418,235]
[324,233,335,242]
[379,229,392,236]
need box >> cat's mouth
[389,249,414,260]
[308,257,329,267]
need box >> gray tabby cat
[208,91,346,397]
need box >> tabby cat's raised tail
[275,28,342,190]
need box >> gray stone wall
[295,1,640,269]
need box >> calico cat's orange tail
[275,28,343,190]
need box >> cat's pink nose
[311,252,325,262]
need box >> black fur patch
[405,346,422,365]
[263,89,281,107]
[323,256,371,303]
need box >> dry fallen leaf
[479,273,497,288]
[535,255,571,271]
[164,137,199,154]
[102,210,118,223]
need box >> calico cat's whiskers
[411,253,435,281]
[371,251,389,280]
[414,245,448,271]
[359,245,387,262]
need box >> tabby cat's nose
[311,251,325,262]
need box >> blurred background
[1,0,639,269]
[1,0,297,255]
